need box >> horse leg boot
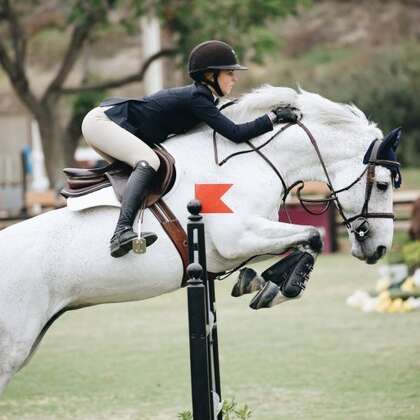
[232,233,322,301]
[249,232,322,309]
[110,160,158,258]
[249,250,315,309]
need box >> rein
[213,102,395,242]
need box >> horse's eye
[377,181,389,191]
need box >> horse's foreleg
[210,216,322,260]
[248,248,316,309]
[210,216,322,309]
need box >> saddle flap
[146,147,176,207]
[105,148,176,206]
[63,168,99,179]
[63,161,128,179]
[67,177,108,189]
[61,146,176,207]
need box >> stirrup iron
[133,202,147,254]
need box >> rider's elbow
[225,129,248,143]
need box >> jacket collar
[194,82,220,104]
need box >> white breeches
[81,106,160,171]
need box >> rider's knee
[134,156,160,172]
[147,154,161,172]
[81,109,95,144]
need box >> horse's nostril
[377,245,386,258]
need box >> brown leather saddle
[61,147,189,286]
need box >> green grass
[1,254,419,420]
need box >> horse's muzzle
[366,245,387,265]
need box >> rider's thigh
[81,106,160,170]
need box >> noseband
[213,103,397,242]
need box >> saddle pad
[66,186,120,211]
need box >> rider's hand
[269,107,301,124]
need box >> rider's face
[217,70,238,96]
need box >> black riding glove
[270,107,301,124]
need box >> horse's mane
[222,85,377,130]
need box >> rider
[81,40,299,258]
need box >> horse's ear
[379,127,402,154]
[377,127,401,164]
[378,127,402,189]
[362,127,403,188]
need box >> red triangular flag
[195,184,233,213]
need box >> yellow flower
[376,278,391,292]
[376,296,392,312]
[401,277,415,292]
[388,298,404,313]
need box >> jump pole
[186,199,222,420]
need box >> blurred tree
[316,45,420,167]
[265,42,420,168]
[155,0,309,64]
[0,0,307,187]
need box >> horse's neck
[164,122,367,212]
[166,126,272,176]
[265,123,367,190]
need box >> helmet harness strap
[204,70,224,97]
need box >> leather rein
[213,101,396,242]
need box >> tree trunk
[36,110,73,190]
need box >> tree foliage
[266,41,420,168]
[319,44,420,167]
[153,0,307,63]
[0,0,308,186]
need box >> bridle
[288,123,396,242]
[213,102,398,243]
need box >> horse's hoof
[249,281,280,310]
[231,267,265,297]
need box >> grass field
[0,254,419,420]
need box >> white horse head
[219,86,401,264]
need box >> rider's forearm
[213,114,273,143]
[191,93,273,143]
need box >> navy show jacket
[100,83,273,145]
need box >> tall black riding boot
[110,160,158,258]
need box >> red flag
[195,184,233,213]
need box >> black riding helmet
[188,40,247,97]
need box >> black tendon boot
[110,161,158,258]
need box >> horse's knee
[307,229,323,253]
